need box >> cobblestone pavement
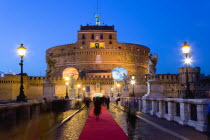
[47,106,90,140]
[111,104,210,140]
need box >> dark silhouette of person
[116,93,120,105]
[94,97,102,120]
[84,97,91,109]
[105,96,110,109]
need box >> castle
[0,22,210,100]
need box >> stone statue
[148,53,158,77]
[123,73,129,89]
[46,52,56,80]
[70,74,76,89]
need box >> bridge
[0,98,209,140]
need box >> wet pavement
[0,109,79,140]
[47,106,90,140]
[109,104,180,140]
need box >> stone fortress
[0,20,210,100]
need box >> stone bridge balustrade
[120,97,210,132]
[0,99,74,126]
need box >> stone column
[150,98,158,115]
[179,99,189,125]
[166,98,175,121]
[138,98,142,111]
[142,98,151,113]
[156,98,164,118]
[195,99,209,132]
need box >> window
[95,43,99,48]
[100,34,103,39]
[118,47,121,49]
[91,34,94,39]
[82,41,85,44]
[109,41,112,44]
[109,34,112,39]
[82,34,85,39]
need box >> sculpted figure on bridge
[147,53,158,77]
[46,52,56,79]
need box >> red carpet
[78,106,129,140]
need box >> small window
[77,57,80,60]
[109,41,112,44]
[82,34,85,39]
[100,34,103,39]
[109,34,112,39]
[80,47,83,49]
[74,47,76,49]
[91,34,94,39]
[118,47,121,49]
[82,41,85,44]
[95,43,99,48]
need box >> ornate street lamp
[130,75,135,97]
[16,44,27,102]
[181,42,191,98]
[65,77,69,99]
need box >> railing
[121,97,210,132]
[0,99,77,127]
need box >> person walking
[94,97,102,120]
[105,96,110,109]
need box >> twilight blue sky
[0,0,210,76]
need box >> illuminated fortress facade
[46,25,150,78]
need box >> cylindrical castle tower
[46,25,150,78]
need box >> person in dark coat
[85,97,91,109]
[94,97,102,120]
[105,96,110,109]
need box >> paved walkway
[113,104,210,140]
[78,105,129,140]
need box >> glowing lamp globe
[184,58,192,65]
[18,44,26,57]
[131,80,136,85]
[112,67,128,81]
[182,42,190,54]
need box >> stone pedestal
[143,79,164,98]
[42,80,56,100]
[121,89,129,97]
[69,88,76,99]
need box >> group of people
[93,96,110,120]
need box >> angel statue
[45,52,56,80]
[147,53,158,77]
[123,73,129,90]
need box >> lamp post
[65,77,69,99]
[182,42,191,98]
[82,87,86,97]
[16,44,27,102]
[117,83,121,92]
[77,84,81,98]
[130,75,135,97]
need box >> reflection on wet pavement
[48,106,90,140]
[0,109,79,140]
[109,104,179,140]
